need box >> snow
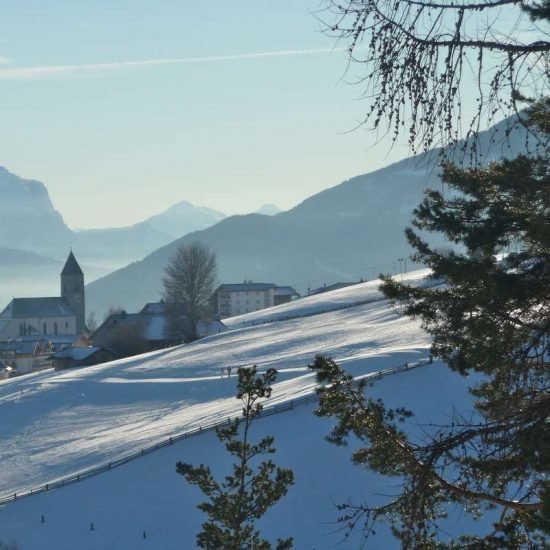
[0,269,488,549]
[223,269,431,328]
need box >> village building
[211,282,299,319]
[0,252,86,375]
[50,346,115,371]
[0,251,85,341]
[92,302,179,356]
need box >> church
[0,251,86,341]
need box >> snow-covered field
[0,271,484,549]
[223,269,431,328]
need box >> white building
[0,252,85,341]
[212,283,299,318]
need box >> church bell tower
[61,251,85,334]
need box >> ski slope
[0,270,489,548]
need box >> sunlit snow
[0,270,489,549]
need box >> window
[54,322,58,335]
[65,321,69,329]
[43,323,47,335]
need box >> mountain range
[72,200,226,269]
[85,116,538,318]
[2,115,539,318]
[0,170,225,308]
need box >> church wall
[0,316,77,340]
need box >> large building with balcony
[212,282,299,319]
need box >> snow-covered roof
[50,347,102,361]
[139,302,170,315]
[0,297,75,319]
[273,286,299,296]
[218,283,276,292]
[0,341,39,355]
[98,312,171,342]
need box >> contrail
[0,47,347,80]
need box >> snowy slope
[224,269,431,328]
[0,270,487,549]
[0,365,486,550]
[0,272,431,499]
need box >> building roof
[0,340,40,355]
[50,346,104,361]
[140,302,170,314]
[96,312,171,342]
[61,251,83,276]
[0,297,75,319]
[218,283,277,293]
[274,286,299,296]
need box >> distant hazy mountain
[145,200,226,237]
[0,164,227,272]
[86,115,538,318]
[72,201,226,270]
[0,167,72,258]
[72,224,173,270]
[256,204,282,216]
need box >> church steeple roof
[61,251,83,276]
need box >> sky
[0,0,413,229]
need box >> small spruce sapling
[176,366,294,549]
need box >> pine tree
[176,366,294,549]
[310,101,549,547]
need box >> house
[0,338,59,375]
[211,282,299,318]
[50,346,115,370]
[92,304,181,357]
[0,251,86,341]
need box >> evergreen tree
[176,366,294,549]
[310,102,549,547]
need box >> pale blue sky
[0,1,418,228]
